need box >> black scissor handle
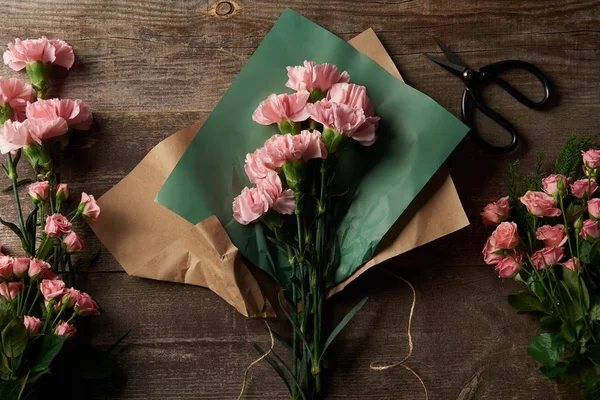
[479,60,553,109]
[462,88,519,154]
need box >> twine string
[237,321,275,400]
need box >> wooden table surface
[1,0,599,398]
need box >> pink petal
[49,39,74,70]
[26,117,68,141]
[273,189,296,214]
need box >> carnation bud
[321,128,345,153]
[24,61,52,99]
[282,160,305,193]
[277,120,301,135]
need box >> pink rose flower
[3,37,74,71]
[28,258,50,280]
[62,287,81,308]
[79,192,100,221]
[244,147,277,184]
[0,282,21,300]
[490,221,520,250]
[252,91,309,125]
[563,257,581,271]
[63,232,84,252]
[580,219,600,240]
[56,183,69,200]
[536,224,567,247]
[257,172,296,215]
[75,292,100,316]
[480,196,511,227]
[12,257,30,278]
[519,191,561,217]
[0,77,34,121]
[25,117,69,142]
[23,315,41,336]
[583,149,600,169]
[40,279,66,301]
[542,174,568,196]
[531,246,564,270]
[495,254,522,278]
[232,186,272,225]
[0,256,13,279]
[305,100,374,145]
[0,120,36,154]
[482,236,504,265]
[285,61,350,92]
[43,269,59,281]
[55,321,77,337]
[264,131,328,167]
[570,178,599,199]
[28,181,50,202]
[26,98,93,131]
[44,213,72,237]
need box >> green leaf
[26,368,50,384]
[1,179,34,193]
[566,203,587,223]
[561,322,578,343]
[277,296,313,362]
[0,217,24,242]
[527,332,565,368]
[562,266,590,309]
[0,380,20,400]
[0,301,15,331]
[31,334,67,372]
[253,344,292,395]
[590,300,600,321]
[540,315,562,331]
[540,362,567,379]
[265,327,292,352]
[583,374,600,400]
[320,297,368,359]
[580,240,600,264]
[2,318,28,358]
[508,292,548,313]
[525,275,546,299]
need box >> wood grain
[0,0,599,398]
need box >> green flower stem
[575,234,595,342]
[20,279,34,317]
[287,245,299,400]
[27,289,40,316]
[42,301,54,334]
[558,195,575,257]
[7,153,26,237]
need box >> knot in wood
[216,1,234,16]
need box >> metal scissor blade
[423,53,465,76]
[433,37,465,68]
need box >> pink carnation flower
[286,61,350,92]
[0,77,34,121]
[264,131,327,167]
[3,37,74,71]
[244,147,278,185]
[26,98,93,130]
[252,91,309,125]
[232,186,273,225]
[258,172,296,215]
[25,117,69,142]
[0,120,36,154]
[305,100,375,145]
[326,83,380,144]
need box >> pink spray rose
[0,282,21,300]
[519,191,561,217]
[580,219,600,240]
[26,98,93,131]
[480,196,511,227]
[232,186,272,225]
[531,246,564,270]
[252,91,309,126]
[0,77,34,121]
[257,172,296,215]
[306,100,374,145]
[56,183,69,200]
[583,149,600,169]
[570,178,599,199]
[75,292,100,316]
[563,257,581,271]
[62,287,81,308]
[23,316,41,336]
[285,61,350,92]
[490,221,520,250]
[0,256,13,279]
[44,213,72,237]
[40,279,66,301]
[55,321,77,337]
[28,258,51,280]
[79,192,100,221]
[495,254,522,278]
[12,257,30,278]
[0,120,36,154]
[28,181,50,202]
[536,224,567,247]
[244,147,278,184]
[3,37,74,71]
[482,236,505,265]
[63,231,84,252]
[542,174,568,196]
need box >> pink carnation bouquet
[0,37,102,397]
[481,135,600,397]
[234,61,378,398]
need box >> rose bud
[542,174,568,196]
[482,236,505,265]
[12,257,30,278]
[40,279,66,301]
[480,196,511,227]
[23,315,41,336]
[589,198,600,219]
[28,258,51,280]
[55,321,77,338]
[56,183,69,201]
[44,213,72,237]
[570,179,599,199]
[494,254,522,278]
[0,282,22,301]
[0,256,14,279]
[519,191,561,217]
[531,246,564,270]
[44,299,61,313]
[583,149,600,169]
[78,192,100,221]
[536,225,567,247]
[580,219,600,241]
[27,181,50,203]
[74,292,100,316]
[563,257,582,271]
[62,287,80,308]
[63,231,84,252]
[490,221,520,250]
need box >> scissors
[424,38,554,154]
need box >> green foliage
[507,153,544,241]
[1,319,28,358]
[507,292,548,313]
[528,333,565,368]
[31,335,67,373]
[554,133,600,178]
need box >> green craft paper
[156,8,469,288]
